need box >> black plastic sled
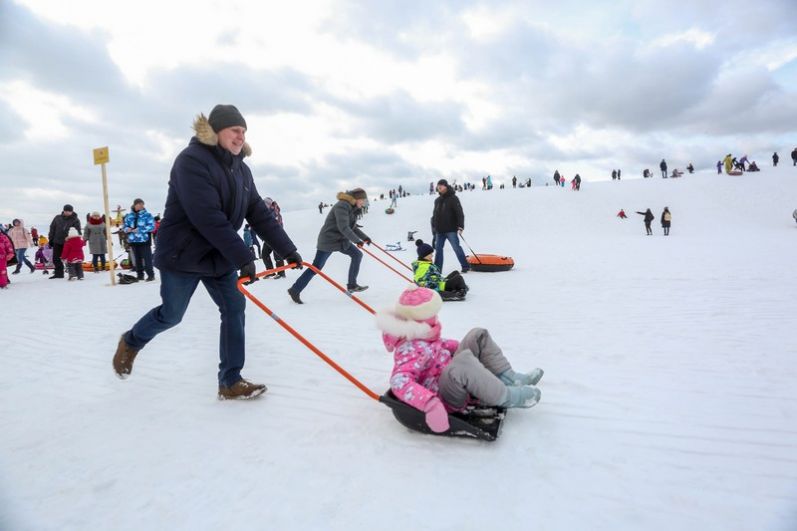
[379,391,505,441]
[440,290,467,302]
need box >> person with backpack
[661,207,672,236]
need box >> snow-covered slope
[1,166,796,531]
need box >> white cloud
[0,79,99,141]
[651,28,715,50]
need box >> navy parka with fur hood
[153,115,296,276]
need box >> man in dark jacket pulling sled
[113,105,302,400]
[432,179,469,273]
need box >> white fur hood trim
[375,310,434,340]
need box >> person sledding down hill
[377,286,544,433]
[412,240,468,301]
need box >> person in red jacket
[61,227,86,280]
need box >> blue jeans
[124,269,246,387]
[290,245,362,293]
[434,232,469,271]
[14,248,34,271]
[92,254,107,270]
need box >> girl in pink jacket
[376,286,543,433]
[0,231,14,289]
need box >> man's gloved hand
[239,261,258,285]
[284,250,303,270]
[362,237,372,246]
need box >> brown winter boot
[218,379,267,400]
[113,335,140,379]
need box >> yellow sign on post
[93,146,109,165]
[93,146,116,285]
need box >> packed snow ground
[1,166,797,531]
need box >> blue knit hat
[415,239,434,259]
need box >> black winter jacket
[153,116,296,276]
[48,212,81,245]
[432,188,465,234]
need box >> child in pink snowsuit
[0,232,13,288]
[376,286,543,433]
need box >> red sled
[466,254,514,272]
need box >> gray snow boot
[499,368,544,386]
[500,385,541,408]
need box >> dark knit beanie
[416,239,434,259]
[437,179,449,188]
[350,188,367,200]
[208,104,247,133]
[133,198,145,206]
[63,204,74,212]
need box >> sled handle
[459,234,483,264]
[371,242,413,272]
[360,245,414,283]
[237,262,380,402]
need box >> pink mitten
[442,339,459,353]
[423,398,450,433]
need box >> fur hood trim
[193,114,252,157]
[336,191,356,205]
[375,310,435,340]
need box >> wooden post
[93,147,116,286]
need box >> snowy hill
[1,166,796,531]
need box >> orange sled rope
[237,262,380,401]
[360,244,414,283]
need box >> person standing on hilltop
[791,148,797,166]
[772,152,779,167]
[660,159,668,178]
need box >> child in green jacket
[412,240,468,301]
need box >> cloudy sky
[1,0,796,226]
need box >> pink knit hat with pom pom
[395,286,442,321]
